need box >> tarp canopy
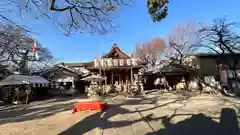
[0,75,49,86]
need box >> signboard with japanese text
[94,58,137,68]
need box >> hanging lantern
[131,58,137,66]
[119,59,124,66]
[104,59,108,67]
[113,59,118,66]
[94,58,100,68]
[101,59,105,67]
[33,83,36,87]
[107,58,113,67]
[126,59,132,66]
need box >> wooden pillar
[120,74,122,85]
[99,68,102,76]
[111,71,113,84]
[125,69,128,85]
[131,67,133,84]
[72,76,75,88]
[99,56,102,76]
[126,73,129,84]
[100,68,103,86]
[104,70,107,85]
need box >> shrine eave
[87,65,145,70]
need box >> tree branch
[49,0,73,11]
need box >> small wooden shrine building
[144,60,191,89]
[81,44,146,86]
[42,63,89,93]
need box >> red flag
[33,40,39,60]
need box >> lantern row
[94,58,137,68]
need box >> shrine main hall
[53,44,146,89]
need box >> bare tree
[134,38,165,68]
[198,18,240,70]
[165,20,200,65]
[0,24,54,75]
[0,0,169,35]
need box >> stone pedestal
[87,81,104,101]
[90,94,104,101]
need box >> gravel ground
[0,92,239,135]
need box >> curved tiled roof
[103,44,130,59]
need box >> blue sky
[5,0,240,62]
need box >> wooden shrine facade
[52,44,146,92]
[84,44,146,86]
[43,63,87,93]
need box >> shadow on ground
[58,94,240,135]
[58,100,149,135]
[146,108,240,135]
[57,95,188,135]
[0,97,81,124]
